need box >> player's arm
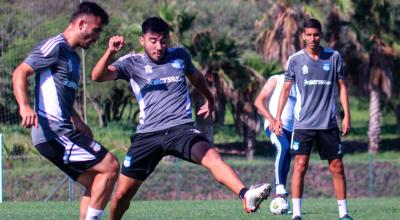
[12,62,38,128]
[186,69,214,118]
[273,80,293,136]
[92,35,125,82]
[71,109,93,138]
[254,77,277,132]
[337,79,351,136]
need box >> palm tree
[349,0,399,154]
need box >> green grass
[0,198,399,219]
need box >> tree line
[0,0,399,159]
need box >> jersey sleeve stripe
[40,35,63,56]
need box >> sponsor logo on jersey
[123,156,132,167]
[171,59,185,70]
[304,79,332,86]
[292,141,300,150]
[302,65,309,74]
[322,63,330,71]
[144,65,153,74]
[146,76,184,86]
[68,59,73,73]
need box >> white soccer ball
[270,197,290,215]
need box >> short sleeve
[112,54,132,81]
[284,58,295,81]
[24,41,59,72]
[336,53,344,80]
[181,48,196,75]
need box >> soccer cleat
[339,214,353,220]
[292,216,302,220]
[242,183,272,213]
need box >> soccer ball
[270,197,290,215]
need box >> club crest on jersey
[123,156,132,167]
[337,144,343,154]
[171,59,185,70]
[302,65,309,75]
[322,63,330,71]
[67,59,73,73]
[144,65,153,74]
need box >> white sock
[337,199,348,217]
[85,206,104,220]
[292,198,302,218]
[276,184,287,195]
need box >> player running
[254,73,296,199]
[91,17,271,220]
[273,18,352,220]
[12,2,119,220]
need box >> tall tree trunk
[368,88,381,154]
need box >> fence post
[368,153,374,197]
[0,133,3,203]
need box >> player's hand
[73,119,94,138]
[341,116,351,136]
[273,119,283,136]
[19,104,38,128]
[268,119,276,132]
[108,35,125,53]
[197,100,214,118]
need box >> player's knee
[329,159,344,174]
[107,159,120,182]
[202,149,224,168]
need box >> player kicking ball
[91,17,271,220]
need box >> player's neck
[62,25,79,50]
[305,46,321,61]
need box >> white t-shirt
[264,74,296,132]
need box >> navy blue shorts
[35,130,108,181]
[121,123,209,180]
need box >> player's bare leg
[328,158,347,199]
[110,175,143,220]
[77,152,120,220]
[291,155,310,219]
[191,141,271,213]
[191,141,244,194]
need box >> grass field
[0,198,399,219]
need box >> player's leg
[110,175,143,220]
[110,132,164,219]
[290,129,314,219]
[266,128,292,196]
[316,128,351,219]
[165,123,271,213]
[77,152,120,220]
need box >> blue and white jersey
[285,48,344,129]
[112,48,196,133]
[24,34,80,144]
[264,74,296,132]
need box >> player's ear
[77,17,87,31]
[139,36,145,47]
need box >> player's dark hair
[303,18,322,32]
[70,1,109,25]
[142,17,170,36]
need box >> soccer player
[91,17,271,219]
[12,2,119,220]
[254,73,296,198]
[273,18,352,220]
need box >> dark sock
[239,187,249,200]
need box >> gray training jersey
[112,48,196,133]
[24,34,80,144]
[285,48,344,129]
